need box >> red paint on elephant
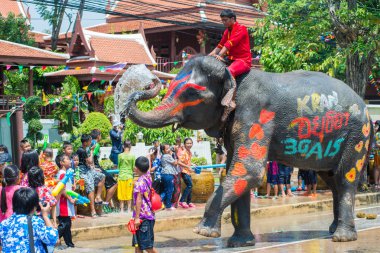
[231,162,247,176]
[251,142,267,160]
[173,83,206,99]
[233,179,248,196]
[170,99,204,116]
[238,146,251,159]
[259,109,275,124]
[249,124,264,140]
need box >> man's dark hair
[20,138,29,147]
[135,156,149,173]
[81,134,92,144]
[20,150,39,174]
[57,154,69,167]
[220,9,236,20]
[72,153,79,159]
[13,187,39,215]
[123,140,132,149]
[91,129,101,140]
[63,141,72,150]
[28,166,45,189]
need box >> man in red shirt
[209,9,252,123]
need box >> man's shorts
[267,172,279,185]
[304,170,317,185]
[132,219,155,250]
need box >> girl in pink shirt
[0,165,22,222]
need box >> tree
[0,13,34,45]
[35,0,69,51]
[254,0,380,98]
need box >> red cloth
[217,22,252,69]
[228,59,251,78]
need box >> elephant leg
[317,171,339,233]
[194,112,274,241]
[227,191,255,247]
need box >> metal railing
[106,164,226,175]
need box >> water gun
[66,190,90,206]
[127,218,141,248]
[51,170,74,197]
[42,134,49,150]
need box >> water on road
[58,205,380,253]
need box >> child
[62,142,74,167]
[278,163,294,197]
[0,188,58,252]
[265,161,279,199]
[160,144,178,210]
[0,145,12,164]
[77,134,105,217]
[304,170,318,197]
[56,154,75,248]
[28,166,58,228]
[0,165,21,222]
[118,140,135,212]
[148,147,162,194]
[91,129,117,212]
[132,156,158,253]
[19,138,31,153]
[40,148,59,189]
[20,150,39,187]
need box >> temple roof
[0,0,27,18]
[0,39,68,66]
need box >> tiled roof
[29,31,50,43]
[87,20,174,34]
[44,68,125,77]
[79,30,156,65]
[0,39,68,65]
[106,0,264,28]
[0,0,26,18]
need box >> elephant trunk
[123,78,180,128]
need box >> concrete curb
[72,192,380,241]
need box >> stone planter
[182,171,215,203]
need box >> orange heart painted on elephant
[345,168,356,183]
[356,155,366,172]
[238,146,251,159]
[251,143,267,160]
[362,122,370,137]
[259,109,275,125]
[355,141,363,152]
[233,179,248,196]
[365,140,370,151]
[231,162,247,176]
[249,124,264,140]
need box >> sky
[23,2,106,33]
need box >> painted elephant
[122,56,373,247]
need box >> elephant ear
[222,68,235,98]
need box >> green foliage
[99,159,114,169]
[104,95,115,117]
[99,138,111,147]
[52,76,81,133]
[0,13,34,45]
[169,67,183,74]
[50,141,62,149]
[26,119,43,147]
[191,157,208,166]
[254,0,379,86]
[24,96,42,123]
[123,89,192,144]
[4,69,29,96]
[79,112,112,139]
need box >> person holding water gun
[56,154,76,248]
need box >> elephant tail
[362,120,374,176]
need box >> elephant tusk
[172,123,179,132]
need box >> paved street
[58,204,380,253]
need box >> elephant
[122,56,373,247]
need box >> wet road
[58,204,380,253]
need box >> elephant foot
[193,219,221,238]
[227,233,255,248]
[329,220,338,234]
[332,226,357,242]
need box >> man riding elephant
[209,9,252,123]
